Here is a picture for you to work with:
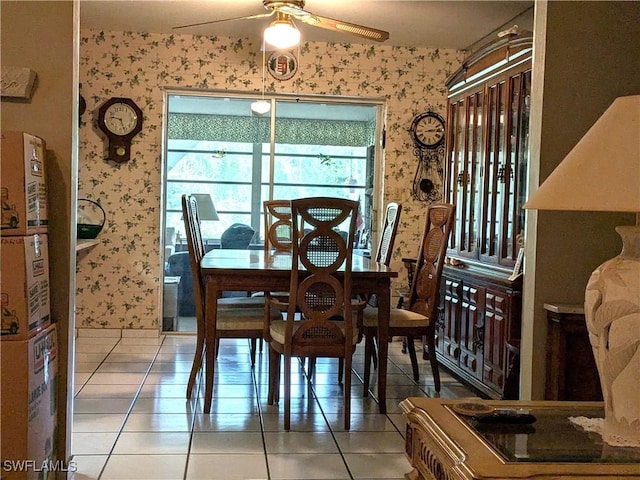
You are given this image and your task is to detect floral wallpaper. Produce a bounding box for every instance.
[77,29,464,329]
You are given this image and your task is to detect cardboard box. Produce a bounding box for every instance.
[1,131,48,236]
[1,323,58,480]
[1,235,50,341]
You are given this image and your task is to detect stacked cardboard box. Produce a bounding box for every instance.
[1,131,57,478]
[1,324,58,479]
[1,132,48,237]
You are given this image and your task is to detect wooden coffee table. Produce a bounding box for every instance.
[400,398,640,479]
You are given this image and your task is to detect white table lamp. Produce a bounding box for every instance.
[525,95,640,446]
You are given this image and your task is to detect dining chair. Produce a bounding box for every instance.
[309,201,402,381]
[181,194,279,399]
[261,200,294,304]
[360,202,454,395]
[354,202,402,367]
[263,200,293,253]
[265,197,360,430]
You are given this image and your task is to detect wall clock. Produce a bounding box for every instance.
[410,111,445,148]
[409,109,446,201]
[97,97,143,163]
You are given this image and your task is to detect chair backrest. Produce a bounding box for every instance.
[181,194,205,321]
[287,197,359,352]
[374,202,402,267]
[263,200,293,253]
[220,223,255,249]
[407,203,455,319]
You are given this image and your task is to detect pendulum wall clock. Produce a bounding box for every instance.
[409,109,446,201]
[97,97,143,163]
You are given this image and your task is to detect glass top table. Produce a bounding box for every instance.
[455,404,640,464]
[400,398,640,479]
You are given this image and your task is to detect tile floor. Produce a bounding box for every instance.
[70,332,479,479]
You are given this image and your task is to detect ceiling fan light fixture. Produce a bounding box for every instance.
[264,13,300,49]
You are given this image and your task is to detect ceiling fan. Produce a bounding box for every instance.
[173,0,390,44]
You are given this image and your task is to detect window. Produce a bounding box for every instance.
[164,93,382,245]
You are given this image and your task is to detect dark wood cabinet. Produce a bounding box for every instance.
[544,303,603,401]
[437,265,521,398]
[437,32,532,399]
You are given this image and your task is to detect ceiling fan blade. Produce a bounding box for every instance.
[173,11,274,30]
[294,11,389,42]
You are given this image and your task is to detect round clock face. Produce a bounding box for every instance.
[103,103,139,136]
[411,112,445,148]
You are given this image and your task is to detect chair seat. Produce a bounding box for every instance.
[362,305,430,328]
[218,296,265,308]
[218,305,280,330]
[269,317,359,345]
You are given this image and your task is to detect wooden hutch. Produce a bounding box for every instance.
[437,32,533,399]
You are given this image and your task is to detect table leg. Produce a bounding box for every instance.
[204,282,218,414]
[376,281,389,414]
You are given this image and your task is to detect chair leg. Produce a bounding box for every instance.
[425,332,441,392]
[344,354,352,430]
[284,354,292,431]
[215,337,221,358]
[363,332,374,397]
[406,336,420,382]
[268,347,280,405]
[186,329,204,399]
[338,358,344,384]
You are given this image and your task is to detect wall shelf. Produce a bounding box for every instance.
[76,239,99,252]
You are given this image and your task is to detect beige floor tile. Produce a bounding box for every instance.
[267,453,350,480]
[73,413,127,433]
[100,454,187,479]
[110,344,161,354]
[343,453,412,479]
[264,431,339,454]
[333,432,405,453]
[144,371,192,384]
[185,453,268,479]
[192,413,262,432]
[72,432,119,455]
[131,397,198,414]
[191,431,264,453]
[74,398,133,414]
[137,383,190,398]
[75,383,140,399]
[122,413,194,432]
[103,352,157,363]
[112,432,191,455]
[85,372,147,385]
[96,362,152,373]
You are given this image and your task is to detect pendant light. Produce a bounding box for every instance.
[251,45,271,116]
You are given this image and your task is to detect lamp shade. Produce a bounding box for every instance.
[524,95,640,212]
[191,193,219,221]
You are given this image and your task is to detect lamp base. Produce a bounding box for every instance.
[585,225,640,447]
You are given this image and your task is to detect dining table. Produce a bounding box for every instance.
[200,248,398,414]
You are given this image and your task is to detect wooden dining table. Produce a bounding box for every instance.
[200,248,397,414]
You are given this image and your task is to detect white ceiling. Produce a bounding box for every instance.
[80,0,534,50]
